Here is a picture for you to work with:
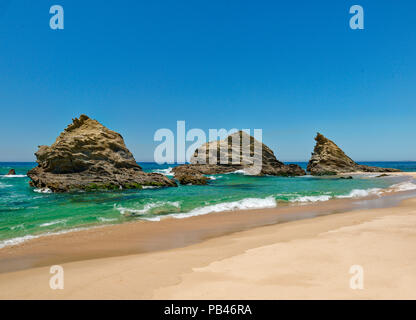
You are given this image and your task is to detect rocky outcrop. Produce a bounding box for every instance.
[27,115,177,192]
[175,173,209,185]
[173,131,306,179]
[6,169,16,176]
[307,133,401,175]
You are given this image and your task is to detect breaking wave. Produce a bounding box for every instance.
[389,181,416,192]
[0,226,104,249]
[34,188,52,194]
[169,196,277,219]
[153,167,174,176]
[116,201,181,216]
[39,220,67,227]
[336,188,383,199]
[1,175,27,178]
[290,195,332,203]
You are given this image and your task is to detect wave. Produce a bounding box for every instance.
[290,187,385,203]
[336,188,383,199]
[0,235,38,249]
[10,224,25,231]
[115,201,181,216]
[1,175,27,178]
[97,217,118,222]
[226,169,248,175]
[153,167,174,176]
[0,182,12,189]
[0,225,105,249]
[290,195,332,203]
[169,196,277,219]
[39,220,66,227]
[34,188,52,194]
[389,181,416,192]
[140,216,163,222]
[207,175,222,180]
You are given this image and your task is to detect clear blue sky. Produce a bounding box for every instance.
[0,0,415,162]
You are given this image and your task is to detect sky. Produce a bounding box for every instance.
[0,0,415,162]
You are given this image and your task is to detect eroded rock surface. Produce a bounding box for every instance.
[307,133,401,175]
[27,115,176,192]
[173,131,305,181]
[6,169,16,176]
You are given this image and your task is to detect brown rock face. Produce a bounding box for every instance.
[307,133,401,175]
[27,115,176,192]
[175,173,209,185]
[173,131,305,179]
[6,169,16,176]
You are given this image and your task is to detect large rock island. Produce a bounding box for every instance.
[173,131,305,184]
[307,133,401,175]
[28,115,177,192]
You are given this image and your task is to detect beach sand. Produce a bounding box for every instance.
[0,189,416,299]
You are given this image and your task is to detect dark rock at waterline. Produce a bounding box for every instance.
[307,133,401,176]
[27,115,177,192]
[339,176,353,180]
[176,173,209,185]
[6,169,16,176]
[174,131,306,178]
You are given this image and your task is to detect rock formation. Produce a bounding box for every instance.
[307,133,401,175]
[27,115,177,192]
[175,172,209,185]
[173,131,305,182]
[6,169,16,176]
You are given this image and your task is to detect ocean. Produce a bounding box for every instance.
[1,161,416,248]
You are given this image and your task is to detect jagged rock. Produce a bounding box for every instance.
[6,169,16,176]
[174,131,306,177]
[307,133,401,175]
[27,115,177,192]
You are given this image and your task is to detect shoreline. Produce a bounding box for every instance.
[1,172,413,249]
[0,172,415,274]
[1,194,416,299]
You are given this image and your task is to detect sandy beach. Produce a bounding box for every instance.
[0,174,416,299]
[2,1,416,302]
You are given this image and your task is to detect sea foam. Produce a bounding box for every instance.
[290,195,332,203]
[1,174,27,178]
[152,167,174,176]
[390,181,416,192]
[169,196,277,219]
[34,188,52,194]
[0,226,105,249]
[116,201,181,216]
[0,182,12,189]
[336,188,383,199]
[39,220,66,227]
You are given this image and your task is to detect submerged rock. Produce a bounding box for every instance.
[27,115,177,192]
[376,174,390,178]
[6,169,16,176]
[307,133,401,176]
[173,131,306,179]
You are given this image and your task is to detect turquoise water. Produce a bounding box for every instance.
[0,162,415,247]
